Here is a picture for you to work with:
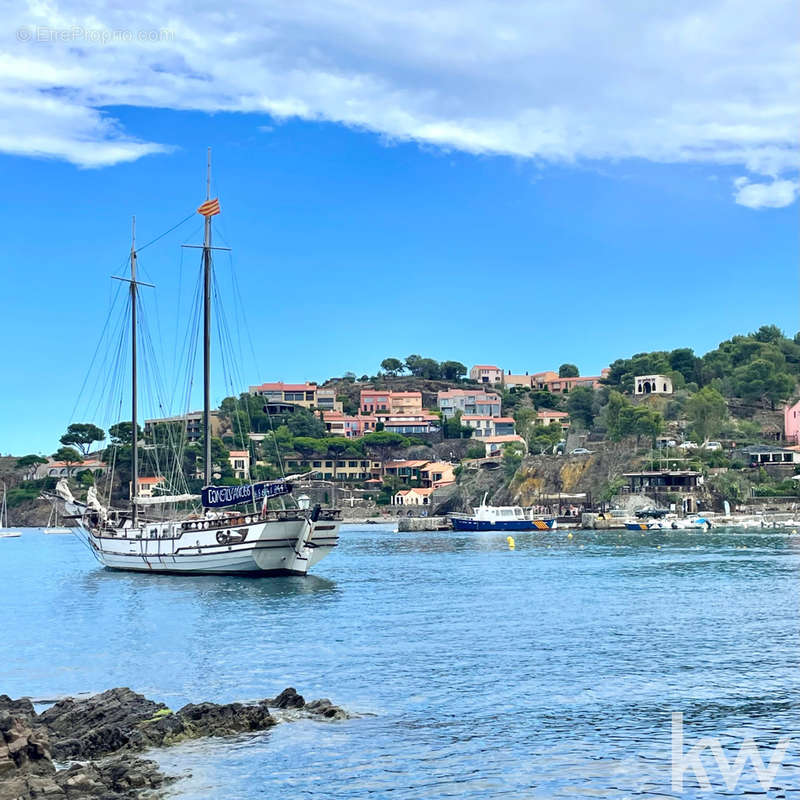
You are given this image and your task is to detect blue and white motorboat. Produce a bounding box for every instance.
[450,497,556,532]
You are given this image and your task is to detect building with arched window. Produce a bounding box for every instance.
[634,375,673,395]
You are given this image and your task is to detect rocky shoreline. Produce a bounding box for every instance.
[0,687,348,799]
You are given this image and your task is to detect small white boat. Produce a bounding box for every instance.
[0,483,23,538]
[43,504,71,534]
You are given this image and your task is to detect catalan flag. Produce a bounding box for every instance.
[197,197,221,217]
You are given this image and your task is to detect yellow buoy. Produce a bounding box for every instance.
[567,532,573,539]
[507,536,515,549]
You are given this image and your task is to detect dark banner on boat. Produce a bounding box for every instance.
[201,481,292,509]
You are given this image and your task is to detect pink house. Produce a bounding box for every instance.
[323,411,377,438]
[360,390,422,415]
[784,399,800,444]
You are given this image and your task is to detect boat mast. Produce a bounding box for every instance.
[130,216,139,527]
[203,148,212,487]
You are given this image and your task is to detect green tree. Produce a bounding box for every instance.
[566,386,595,429]
[602,390,629,441]
[292,437,325,456]
[686,386,728,443]
[285,408,326,438]
[732,359,795,407]
[53,446,83,475]
[502,441,525,478]
[362,431,410,466]
[669,348,698,383]
[513,407,536,440]
[440,361,467,381]
[527,423,563,454]
[558,363,579,378]
[380,358,404,376]
[60,423,105,456]
[15,454,47,480]
[108,421,142,446]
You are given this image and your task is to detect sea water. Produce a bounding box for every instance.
[1,524,798,798]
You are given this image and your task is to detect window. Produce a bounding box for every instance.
[313,461,322,467]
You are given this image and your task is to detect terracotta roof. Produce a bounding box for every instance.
[229,450,249,457]
[137,476,164,484]
[537,410,569,418]
[396,487,435,496]
[437,389,501,399]
[483,435,525,443]
[385,460,430,468]
[472,365,501,370]
[250,382,317,392]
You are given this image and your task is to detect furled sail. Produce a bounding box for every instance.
[132,494,200,506]
[86,486,108,523]
[55,478,75,504]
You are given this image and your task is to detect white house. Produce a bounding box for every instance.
[634,375,673,395]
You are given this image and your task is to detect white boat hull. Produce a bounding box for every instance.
[72,515,340,575]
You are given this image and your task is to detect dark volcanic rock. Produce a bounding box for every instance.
[39,688,166,760]
[303,698,349,720]
[176,699,275,738]
[268,687,305,709]
[0,687,348,800]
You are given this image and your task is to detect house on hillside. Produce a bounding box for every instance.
[419,462,456,488]
[437,389,502,418]
[228,450,250,480]
[360,390,423,415]
[392,487,436,506]
[502,373,533,389]
[144,410,222,443]
[634,375,674,395]
[784,399,800,444]
[37,458,107,479]
[376,413,440,434]
[461,415,516,437]
[134,476,165,498]
[482,434,526,457]
[735,445,800,467]
[383,460,430,484]
[469,365,503,384]
[248,382,320,409]
[322,411,377,438]
[535,410,570,430]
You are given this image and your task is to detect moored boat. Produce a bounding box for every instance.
[450,497,556,532]
[0,482,23,538]
[51,151,341,576]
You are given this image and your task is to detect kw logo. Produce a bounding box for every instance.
[671,712,792,792]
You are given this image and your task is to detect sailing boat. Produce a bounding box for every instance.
[53,152,341,575]
[43,504,70,535]
[0,482,22,538]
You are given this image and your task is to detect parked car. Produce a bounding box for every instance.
[703,441,722,451]
[678,441,698,450]
[570,447,593,455]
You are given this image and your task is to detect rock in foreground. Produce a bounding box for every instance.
[0,687,349,799]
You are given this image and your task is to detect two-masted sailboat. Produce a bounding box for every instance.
[53,153,341,575]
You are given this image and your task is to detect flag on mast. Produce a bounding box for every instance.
[197,198,221,217]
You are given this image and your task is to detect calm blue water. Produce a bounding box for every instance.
[2,524,799,798]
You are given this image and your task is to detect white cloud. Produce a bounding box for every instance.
[2,0,798,200]
[733,176,799,209]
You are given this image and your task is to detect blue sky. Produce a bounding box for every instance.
[1,1,798,455]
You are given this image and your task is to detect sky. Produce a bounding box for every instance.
[1,0,798,455]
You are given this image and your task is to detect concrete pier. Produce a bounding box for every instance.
[397,516,452,532]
